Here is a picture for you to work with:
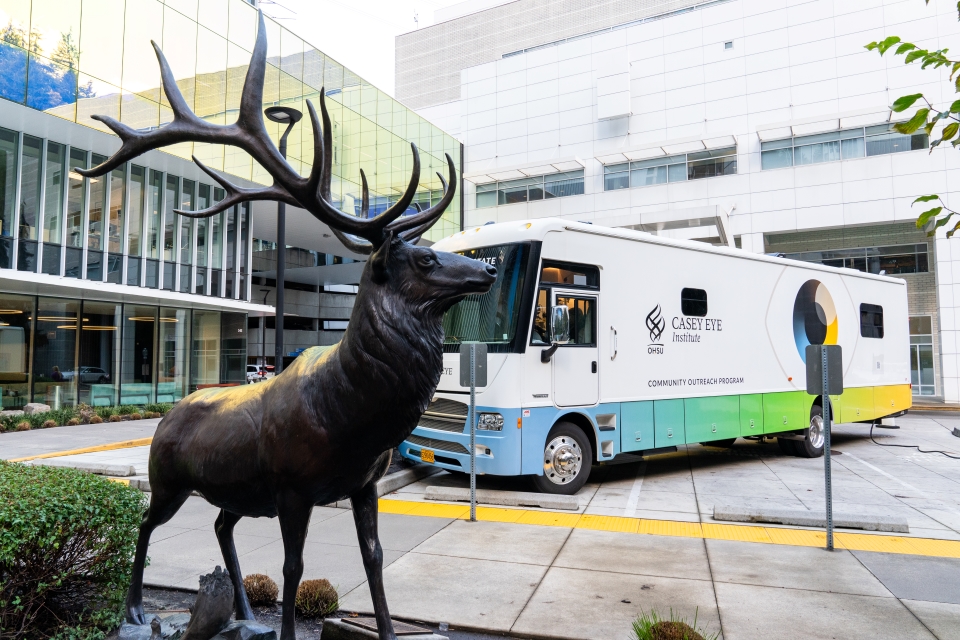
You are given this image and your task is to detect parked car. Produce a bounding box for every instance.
[62,366,111,384]
[246,364,274,383]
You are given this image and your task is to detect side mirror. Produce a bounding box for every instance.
[550,305,570,345]
[541,305,570,363]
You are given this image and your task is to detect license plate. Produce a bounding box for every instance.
[420,448,435,463]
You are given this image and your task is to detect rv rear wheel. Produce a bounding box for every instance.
[794,405,825,458]
[532,422,592,495]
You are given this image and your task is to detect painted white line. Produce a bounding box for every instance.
[623,461,647,518]
[842,452,960,519]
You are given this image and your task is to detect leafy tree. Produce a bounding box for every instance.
[867,1,960,236]
[51,29,79,71]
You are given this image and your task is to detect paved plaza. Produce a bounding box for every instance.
[4,412,960,639]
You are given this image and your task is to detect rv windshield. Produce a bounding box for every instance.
[442,243,532,352]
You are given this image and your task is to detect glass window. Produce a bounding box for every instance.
[128,166,145,257]
[866,124,929,156]
[41,141,65,275]
[631,164,668,187]
[66,148,85,249]
[555,296,596,346]
[545,170,584,197]
[33,297,79,408]
[0,128,18,243]
[157,308,188,403]
[108,164,125,254]
[784,244,929,275]
[163,174,178,261]
[681,288,708,316]
[0,294,34,408]
[146,169,162,259]
[220,312,246,384]
[604,163,629,190]
[196,184,209,267]
[795,141,840,166]
[860,303,884,339]
[761,138,793,170]
[531,288,548,345]
[687,147,737,180]
[0,33,28,104]
[78,301,120,406]
[498,177,535,205]
[540,261,599,288]
[121,305,157,405]
[441,243,532,352]
[190,309,220,391]
[19,135,42,242]
[840,129,865,159]
[180,179,195,265]
[87,153,106,255]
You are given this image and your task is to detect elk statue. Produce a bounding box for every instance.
[76,12,496,640]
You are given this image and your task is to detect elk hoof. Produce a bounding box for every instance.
[125,601,146,625]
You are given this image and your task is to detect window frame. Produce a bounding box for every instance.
[860,303,884,339]
[476,170,585,208]
[761,124,930,171]
[602,147,737,192]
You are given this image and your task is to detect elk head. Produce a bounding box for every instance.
[75,10,475,290]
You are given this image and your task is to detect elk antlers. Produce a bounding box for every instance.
[77,11,455,251]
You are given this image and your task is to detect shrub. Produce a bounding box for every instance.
[294,579,338,618]
[14,421,30,432]
[129,413,142,421]
[631,609,717,640]
[94,406,116,420]
[116,405,136,416]
[243,574,278,607]
[108,415,122,423]
[143,403,173,416]
[41,420,57,429]
[0,461,147,639]
[89,415,103,424]
[65,418,80,426]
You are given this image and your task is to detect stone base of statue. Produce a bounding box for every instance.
[321,617,447,640]
[118,568,275,640]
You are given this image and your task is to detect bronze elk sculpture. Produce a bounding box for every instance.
[77,12,496,640]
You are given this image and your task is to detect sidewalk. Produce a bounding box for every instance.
[5,414,960,638]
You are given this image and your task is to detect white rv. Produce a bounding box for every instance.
[400,219,912,494]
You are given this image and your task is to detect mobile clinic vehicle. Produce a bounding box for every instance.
[399,218,912,494]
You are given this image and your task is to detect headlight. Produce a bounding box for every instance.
[477,412,504,431]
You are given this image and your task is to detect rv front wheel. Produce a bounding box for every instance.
[532,422,592,495]
[794,405,825,458]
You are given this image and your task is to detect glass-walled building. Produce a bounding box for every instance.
[0,0,463,406]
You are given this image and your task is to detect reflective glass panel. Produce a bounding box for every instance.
[128,166,145,256]
[164,175,178,261]
[0,128,17,240]
[66,148,85,248]
[180,179,194,265]
[190,310,220,391]
[19,135,41,241]
[78,301,120,407]
[108,165,124,253]
[0,293,33,407]
[87,153,106,252]
[120,305,156,405]
[157,308,188,403]
[33,297,79,408]
[146,169,162,259]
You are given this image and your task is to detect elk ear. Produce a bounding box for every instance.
[371,230,394,283]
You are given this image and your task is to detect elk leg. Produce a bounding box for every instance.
[214,509,255,620]
[351,481,397,640]
[126,488,191,624]
[277,496,312,640]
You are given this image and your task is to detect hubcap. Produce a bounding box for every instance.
[543,436,582,485]
[808,414,825,449]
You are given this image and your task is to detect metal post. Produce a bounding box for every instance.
[822,347,834,551]
[469,343,477,522]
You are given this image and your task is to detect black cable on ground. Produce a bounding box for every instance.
[870,422,960,459]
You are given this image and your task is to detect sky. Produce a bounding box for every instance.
[261,0,466,98]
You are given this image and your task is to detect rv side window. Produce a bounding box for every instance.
[556,296,597,346]
[860,303,884,338]
[531,289,549,345]
[540,261,599,289]
[681,288,708,316]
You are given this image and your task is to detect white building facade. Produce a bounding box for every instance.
[402,0,960,404]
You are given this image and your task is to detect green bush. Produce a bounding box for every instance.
[143,403,172,416]
[294,579,339,618]
[94,406,117,420]
[0,461,147,639]
[631,609,717,640]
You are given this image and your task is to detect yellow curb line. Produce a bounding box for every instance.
[379,497,960,559]
[8,438,153,463]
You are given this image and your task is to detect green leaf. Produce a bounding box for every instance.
[865,41,879,51]
[951,100,960,113]
[895,108,930,134]
[895,42,917,55]
[943,122,959,140]
[877,36,902,54]
[916,207,942,227]
[913,195,941,204]
[944,219,960,238]
[891,93,924,112]
[905,49,928,64]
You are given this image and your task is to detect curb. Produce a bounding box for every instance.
[123,464,443,506]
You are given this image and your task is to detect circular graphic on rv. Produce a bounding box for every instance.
[793,280,838,362]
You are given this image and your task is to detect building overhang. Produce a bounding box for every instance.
[595,135,737,165]
[463,156,585,183]
[0,269,276,317]
[755,107,894,141]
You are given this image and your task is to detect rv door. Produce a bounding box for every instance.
[552,290,599,406]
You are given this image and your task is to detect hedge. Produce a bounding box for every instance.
[0,403,173,433]
[0,462,147,639]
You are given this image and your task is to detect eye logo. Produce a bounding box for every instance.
[646,305,665,343]
[793,280,838,362]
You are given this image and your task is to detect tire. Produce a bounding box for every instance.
[531,422,592,495]
[777,438,798,455]
[794,405,825,458]
[702,438,737,448]
[97,376,107,383]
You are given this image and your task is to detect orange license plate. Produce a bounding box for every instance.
[420,448,435,463]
